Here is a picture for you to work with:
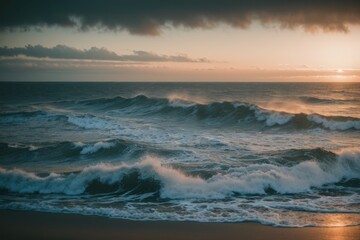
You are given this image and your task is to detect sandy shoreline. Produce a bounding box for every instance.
[0,210,359,240]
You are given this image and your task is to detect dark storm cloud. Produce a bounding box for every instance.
[0,0,360,35]
[0,45,208,62]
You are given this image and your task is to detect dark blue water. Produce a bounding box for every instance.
[0,82,359,227]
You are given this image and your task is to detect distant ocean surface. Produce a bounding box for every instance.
[0,82,359,227]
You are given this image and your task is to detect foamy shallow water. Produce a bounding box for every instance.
[0,82,359,227]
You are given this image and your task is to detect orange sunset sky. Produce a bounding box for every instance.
[0,0,359,82]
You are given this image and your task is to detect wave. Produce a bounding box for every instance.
[1,148,359,198]
[306,115,360,131]
[299,96,350,104]
[0,110,66,124]
[73,141,116,155]
[67,114,118,130]
[2,96,358,131]
[0,140,126,162]
[1,141,106,156]
[268,147,337,166]
[63,95,360,131]
[0,139,185,164]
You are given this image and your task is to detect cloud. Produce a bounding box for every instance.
[0,44,208,62]
[0,0,359,35]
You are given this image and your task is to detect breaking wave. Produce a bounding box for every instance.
[0,139,183,164]
[1,96,359,131]
[1,149,359,198]
[63,95,360,131]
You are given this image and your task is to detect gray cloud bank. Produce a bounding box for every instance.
[0,45,207,62]
[0,0,360,34]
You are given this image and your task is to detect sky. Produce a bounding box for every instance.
[0,0,359,82]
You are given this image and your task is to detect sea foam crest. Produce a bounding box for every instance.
[0,149,359,198]
[74,141,116,154]
[65,95,360,131]
[67,115,119,130]
[307,115,360,131]
[250,106,294,126]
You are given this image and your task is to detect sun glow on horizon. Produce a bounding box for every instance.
[1,3,360,82]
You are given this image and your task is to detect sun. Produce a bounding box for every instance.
[337,69,343,73]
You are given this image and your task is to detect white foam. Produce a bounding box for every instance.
[168,99,196,108]
[76,141,116,154]
[67,115,119,130]
[7,143,40,151]
[73,142,85,148]
[252,106,294,126]
[1,149,359,198]
[1,151,359,227]
[3,195,359,227]
[307,115,360,130]
[7,143,28,149]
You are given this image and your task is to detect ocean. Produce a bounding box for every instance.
[0,82,359,227]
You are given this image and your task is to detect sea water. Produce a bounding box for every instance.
[0,82,359,227]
